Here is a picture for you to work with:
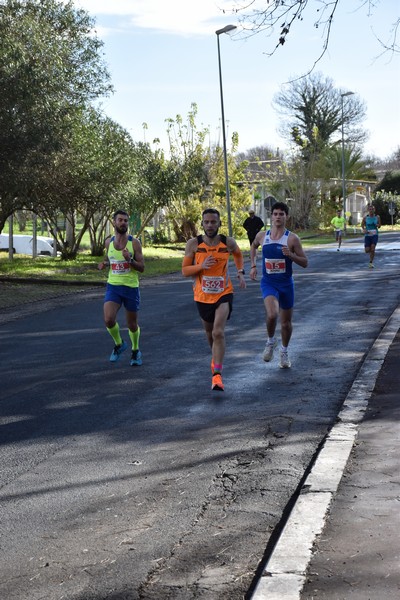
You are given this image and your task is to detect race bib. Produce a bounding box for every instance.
[111,260,130,274]
[367,229,377,235]
[265,258,286,274]
[202,275,225,294]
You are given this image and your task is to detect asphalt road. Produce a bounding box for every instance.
[1,233,399,600]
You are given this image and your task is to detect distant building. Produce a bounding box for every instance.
[346,192,369,225]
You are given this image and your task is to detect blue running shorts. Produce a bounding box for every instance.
[104,284,140,312]
[260,279,294,310]
[364,234,378,248]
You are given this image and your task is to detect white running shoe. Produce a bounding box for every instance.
[262,339,277,362]
[279,350,291,369]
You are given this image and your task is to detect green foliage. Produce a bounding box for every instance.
[368,171,400,226]
[128,141,179,234]
[208,145,253,237]
[30,108,137,259]
[164,103,212,241]
[373,191,400,225]
[318,145,376,183]
[273,72,366,162]
[0,0,112,231]
[375,170,400,195]
[0,245,186,280]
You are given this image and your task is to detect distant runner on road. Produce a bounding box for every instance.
[361,204,381,269]
[182,208,246,391]
[98,210,145,365]
[330,209,346,251]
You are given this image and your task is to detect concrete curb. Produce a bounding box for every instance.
[250,305,400,600]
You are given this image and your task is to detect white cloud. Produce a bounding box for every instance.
[74,0,238,36]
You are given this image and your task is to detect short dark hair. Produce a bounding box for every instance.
[113,209,129,220]
[202,208,220,219]
[271,201,289,215]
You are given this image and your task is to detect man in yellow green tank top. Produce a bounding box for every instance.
[330,209,346,251]
[98,210,145,365]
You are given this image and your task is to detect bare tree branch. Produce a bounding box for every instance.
[229,0,400,64]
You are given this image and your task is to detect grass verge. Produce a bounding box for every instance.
[3,228,395,283]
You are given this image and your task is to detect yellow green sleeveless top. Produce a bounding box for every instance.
[107,236,139,288]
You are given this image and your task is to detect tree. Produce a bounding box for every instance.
[231,1,400,64]
[375,170,400,196]
[376,147,400,172]
[313,145,377,225]
[164,104,212,241]
[318,145,376,183]
[273,72,367,161]
[35,109,138,259]
[373,188,400,225]
[0,0,112,233]
[127,141,179,238]
[209,134,253,237]
[234,145,284,223]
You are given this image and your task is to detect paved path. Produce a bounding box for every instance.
[250,306,400,599]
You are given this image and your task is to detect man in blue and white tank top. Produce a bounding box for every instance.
[250,202,308,368]
[361,204,381,269]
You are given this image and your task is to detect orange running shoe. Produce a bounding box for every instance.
[211,373,224,391]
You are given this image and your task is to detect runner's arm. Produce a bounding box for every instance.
[129,238,145,273]
[182,239,214,276]
[361,216,366,232]
[282,234,308,268]
[182,255,204,276]
[228,241,246,288]
[98,239,111,270]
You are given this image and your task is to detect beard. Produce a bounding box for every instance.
[203,227,219,238]
[115,225,128,235]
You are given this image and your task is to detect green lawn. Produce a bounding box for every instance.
[0,245,187,282]
[1,228,397,282]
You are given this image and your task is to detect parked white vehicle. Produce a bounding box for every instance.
[0,233,56,256]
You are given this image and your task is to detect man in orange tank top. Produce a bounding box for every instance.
[182,208,246,391]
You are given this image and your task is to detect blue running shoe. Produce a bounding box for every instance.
[130,349,142,366]
[109,340,128,362]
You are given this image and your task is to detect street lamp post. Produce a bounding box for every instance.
[340,91,354,232]
[216,24,236,237]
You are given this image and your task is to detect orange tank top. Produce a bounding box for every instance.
[193,235,234,303]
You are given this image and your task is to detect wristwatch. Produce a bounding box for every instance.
[129,257,135,265]
[237,269,245,275]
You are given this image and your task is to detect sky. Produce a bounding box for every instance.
[74,0,400,160]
